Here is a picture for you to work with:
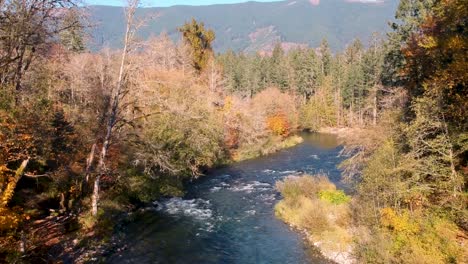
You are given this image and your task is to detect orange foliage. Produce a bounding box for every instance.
[224,127,240,149]
[267,112,291,137]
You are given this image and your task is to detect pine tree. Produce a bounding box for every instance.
[178,18,215,73]
[318,38,332,77]
[50,110,76,161]
[59,9,85,53]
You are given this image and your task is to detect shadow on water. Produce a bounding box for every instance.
[106,133,343,264]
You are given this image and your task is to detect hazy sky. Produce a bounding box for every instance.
[85,0,285,7]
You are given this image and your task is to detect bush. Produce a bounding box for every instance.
[276,175,335,201]
[0,207,22,232]
[381,209,464,263]
[319,189,351,205]
[267,112,291,137]
[355,208,466,264]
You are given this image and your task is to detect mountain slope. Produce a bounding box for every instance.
[88,0,398,52]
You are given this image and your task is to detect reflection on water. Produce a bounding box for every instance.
[106,133,342,264]
[301,132,341,150]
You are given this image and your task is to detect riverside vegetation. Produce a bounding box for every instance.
[275,175,353,263]
[0,0,467,263]
[274,0,468,263]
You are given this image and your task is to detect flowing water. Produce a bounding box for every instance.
[107,133,344,264]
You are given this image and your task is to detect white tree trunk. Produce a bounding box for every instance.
[91,0,138,217]
[373,92,377,126]
[92,175,100,216]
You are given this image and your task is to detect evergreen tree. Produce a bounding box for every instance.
[318,38,332,77]
[50,110,76,161]
[59,9,85,52]
[269,43,289,91]
[382,0,435,87]
[178,18,215,72]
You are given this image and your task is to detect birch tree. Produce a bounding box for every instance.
[90,0,142,216]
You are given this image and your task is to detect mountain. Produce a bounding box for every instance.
[87,0,399,53]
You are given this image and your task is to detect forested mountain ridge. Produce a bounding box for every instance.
[88,0,398,52]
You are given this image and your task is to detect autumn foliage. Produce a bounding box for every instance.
[267,112,290,137]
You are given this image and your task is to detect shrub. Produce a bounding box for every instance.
[267,112,291,137]
[0,207,22,232]
[319,189,351,205]
[276,175,335,201]
[380,209,464,263]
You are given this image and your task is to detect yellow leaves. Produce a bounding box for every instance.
[418,36,437,49]
[1,181,17,208]
[378,208,466,263]
[0,207,22,232]
[69,185,77,195]
[275,175,353,255]
[380,208,419,234]
[0,165,8,174]
[223,96,233,112]
[446,35,464,50]
[1,159,29,208]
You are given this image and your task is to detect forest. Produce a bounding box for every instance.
[0,0,466,263]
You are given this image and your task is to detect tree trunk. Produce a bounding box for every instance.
[83,143,96,187]
[59,192,66,212]
[91,1,137,216]
[373,91,377,126]
[1,159,29,207]
[91,174,100,216]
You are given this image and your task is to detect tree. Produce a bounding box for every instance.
[178,18,215,73]
[287,49,319,100]
[361,34,385,125]
[269,43,289,91]
[403,0,467,127]
[382,0,435,88]
[342,39,365,125]
[59,8,86,53]
[0,0,81,99]
[318,38,332,77]
[90,0,142,217]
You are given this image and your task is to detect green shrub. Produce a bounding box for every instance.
[319,190,350,205]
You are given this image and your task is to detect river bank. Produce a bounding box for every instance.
[1,133,306,263]
[271,127,360,263]
[274,175,355,264]
[89,133,344,263]
[318,127,364,139]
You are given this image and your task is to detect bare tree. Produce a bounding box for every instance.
[90,0,142,216]
[0,0,81,100]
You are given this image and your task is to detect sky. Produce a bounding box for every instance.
[85,0,285,7]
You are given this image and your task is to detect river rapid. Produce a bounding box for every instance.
[107,133,344,264]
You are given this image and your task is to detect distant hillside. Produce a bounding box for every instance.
[87,0,398,53]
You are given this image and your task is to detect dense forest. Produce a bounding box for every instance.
[0,0,466,263]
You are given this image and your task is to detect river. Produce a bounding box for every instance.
[106,133,344,264]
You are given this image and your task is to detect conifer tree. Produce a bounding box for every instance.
[178,18,215,73]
